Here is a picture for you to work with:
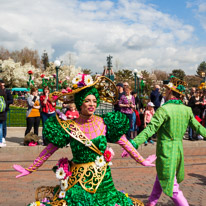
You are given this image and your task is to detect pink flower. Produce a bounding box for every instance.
[53,74,56,78]
[66,76,70,80]
[52,95,58,101]
[58,158,68,167]
[61,89,67,93]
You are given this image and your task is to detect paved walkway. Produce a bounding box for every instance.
[0,127,206,206]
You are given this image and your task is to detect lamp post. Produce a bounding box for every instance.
[133,69,137,93]
[202,72,206,90]
[54,60,61,91]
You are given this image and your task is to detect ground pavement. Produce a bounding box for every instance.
[0,127,206,206]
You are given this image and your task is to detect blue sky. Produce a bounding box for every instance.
[0,0,206,75]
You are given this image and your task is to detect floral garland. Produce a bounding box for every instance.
[52,157,72,199]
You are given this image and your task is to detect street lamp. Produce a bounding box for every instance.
[202,72,206,90]
[133,69,139,97]
[133,69,138,93]
[54,60,61,91]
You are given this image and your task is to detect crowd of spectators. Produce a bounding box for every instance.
[115,81,206,143]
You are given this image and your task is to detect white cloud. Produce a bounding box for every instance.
[0,0,205,75]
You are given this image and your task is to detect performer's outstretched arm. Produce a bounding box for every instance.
[13,143,58,178]
[116,135,156,166]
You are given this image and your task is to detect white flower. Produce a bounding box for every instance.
[56,167,66,180]
[84,75,93,86]
[85,140,92,147]
[59,190,66,198]
[29,203,37,206]
[60,179,68,191]
[167,82,174,88]
[72,74,82,84]
[108,162,113,166]
[95,156,106,169]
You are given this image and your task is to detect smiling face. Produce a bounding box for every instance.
[80,94,97,116]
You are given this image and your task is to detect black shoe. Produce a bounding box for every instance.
[189,138,195,141]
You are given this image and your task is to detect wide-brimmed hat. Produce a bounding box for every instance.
[164,76,187,95]
[49,74,118,104]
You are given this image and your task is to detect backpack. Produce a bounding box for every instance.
[0,96,6,112]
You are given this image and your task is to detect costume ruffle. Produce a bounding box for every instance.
[102,111,130,143]
[43,116,70,148]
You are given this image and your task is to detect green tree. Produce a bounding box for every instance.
[41,50,49,70]
[196,61,206,77]
[169,69,186,80]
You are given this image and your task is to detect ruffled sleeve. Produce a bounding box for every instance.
[43,116,70,148]
[102,111,130,143]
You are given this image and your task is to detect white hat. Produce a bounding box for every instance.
[147,102,155,107]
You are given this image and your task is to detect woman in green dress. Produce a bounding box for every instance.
[13,74,156,206]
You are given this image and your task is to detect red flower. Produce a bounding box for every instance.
[66,87,72,93]
[103,150,112,162]
[28,70,33,75]
[41,74,45,78]
[59,81,62,84]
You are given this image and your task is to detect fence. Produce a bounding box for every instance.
[7,105,114,127]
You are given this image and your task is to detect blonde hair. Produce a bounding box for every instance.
[68,103,77,110]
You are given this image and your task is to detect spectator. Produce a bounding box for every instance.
[40,86,56,145]
[25,88,41,140]
[62,102,68,114]
[65,103,79,120]
[119,85,135,140]
[0,80,13,144]
[114,83,125,112]
[144,102,155,145]
[188,89,203,140]
[123,82,129,91]
[0,85,7,147]
[150,85,162,111]
[185,87,196,105]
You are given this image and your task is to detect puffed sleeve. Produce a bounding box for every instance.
[43,116,70,148]
[102,111,130,143]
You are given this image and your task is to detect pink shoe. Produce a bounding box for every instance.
[28,142,38,146]
[0,143,6,147]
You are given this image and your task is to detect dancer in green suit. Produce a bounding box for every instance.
[133,76,206,206]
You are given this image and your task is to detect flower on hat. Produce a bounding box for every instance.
[84,75,93,86]
[72,74,82,85]
[167,82,174,88]
[177,85,185,92]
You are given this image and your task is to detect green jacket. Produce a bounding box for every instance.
[133,102,206,197]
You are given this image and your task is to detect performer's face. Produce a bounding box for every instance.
[80,95,97,116]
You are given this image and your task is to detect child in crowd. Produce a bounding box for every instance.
[144,102,155,145]
[65,103,79,119]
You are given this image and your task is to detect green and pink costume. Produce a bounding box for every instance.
[133,100,206,206]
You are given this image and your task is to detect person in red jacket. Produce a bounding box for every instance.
[65,103,79,120]
[40,86,56,145]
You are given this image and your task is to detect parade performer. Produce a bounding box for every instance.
[13,74,156,206]
[132,76,206,206]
